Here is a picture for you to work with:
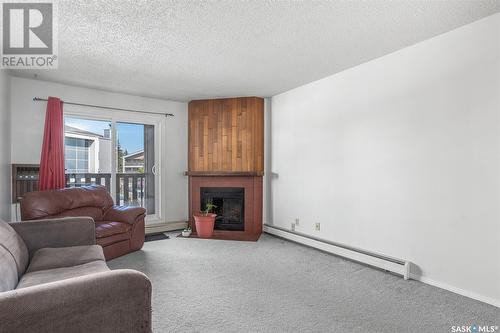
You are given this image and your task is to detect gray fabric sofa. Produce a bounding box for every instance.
[0,217,152,333]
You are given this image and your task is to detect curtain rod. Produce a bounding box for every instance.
[33,97,174,117]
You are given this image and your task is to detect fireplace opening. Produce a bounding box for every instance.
[200,187,244,231]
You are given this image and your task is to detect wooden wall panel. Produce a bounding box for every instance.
[188,97,264,173]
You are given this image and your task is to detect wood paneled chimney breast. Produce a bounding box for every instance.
[187,97,264,241]
[188,97,264,173]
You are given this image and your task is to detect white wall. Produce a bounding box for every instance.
[263,97,273,225]
[10,77,188,225]
[0,72,11,221]
[271,14,499,306]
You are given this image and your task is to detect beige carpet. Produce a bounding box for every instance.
[108,233,499,333]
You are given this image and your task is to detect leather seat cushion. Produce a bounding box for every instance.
[27,245,105,273]
[16,260,110,289]
[95,221,131,238]
[97,232,130,247]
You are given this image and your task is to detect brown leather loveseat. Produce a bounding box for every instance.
[20,185,146,260]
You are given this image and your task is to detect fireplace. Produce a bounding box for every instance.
[188,175,262,241]
[201,187,245,231]
[187,97,264,241]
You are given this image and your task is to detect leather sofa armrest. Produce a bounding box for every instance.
[104,205,146,224]
[0,269,152,333]
[10,217,96,257]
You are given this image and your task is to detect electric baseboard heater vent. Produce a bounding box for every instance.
[263,224,411,280]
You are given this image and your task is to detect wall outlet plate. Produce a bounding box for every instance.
[295,218,300,226]
[315,223,320,231]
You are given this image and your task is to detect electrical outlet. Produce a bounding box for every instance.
[291,223,296,231]
[295,218,300,226]
[314,223,321,231]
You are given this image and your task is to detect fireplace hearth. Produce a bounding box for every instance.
[201,187,244,231]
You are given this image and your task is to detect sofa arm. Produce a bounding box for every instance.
[104,205,146,224]
[0,269,152,333]
[10,217,96,257]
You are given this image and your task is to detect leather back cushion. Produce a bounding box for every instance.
[20,185,114,222]
[0,220,29,290]
[48,207,106,223]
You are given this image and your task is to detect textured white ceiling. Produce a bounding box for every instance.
[10,0,500,102]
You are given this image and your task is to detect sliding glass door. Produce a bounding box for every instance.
[63,115,160,220]
[115,122,155,214]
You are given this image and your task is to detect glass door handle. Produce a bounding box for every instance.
[152,164,157,176]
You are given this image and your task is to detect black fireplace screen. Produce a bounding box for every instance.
[200,187,244,231]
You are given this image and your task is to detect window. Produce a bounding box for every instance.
[64,116,112,189]
[63,115,158,218]
[64,137,91,173]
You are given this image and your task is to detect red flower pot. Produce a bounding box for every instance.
[193,213,217,238]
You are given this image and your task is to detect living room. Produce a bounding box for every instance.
[0,1,499,332]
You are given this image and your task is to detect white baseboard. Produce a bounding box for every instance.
[263,224,411,280]
[145,220,187,234]
[409,273,500,308]
[263,224,499,308]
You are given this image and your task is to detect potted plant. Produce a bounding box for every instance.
[193,200,217,238]
[181,226,192,237]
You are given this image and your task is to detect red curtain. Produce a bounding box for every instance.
[39,97,65,191]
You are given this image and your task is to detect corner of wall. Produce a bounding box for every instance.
[0,71,12,221]
[263,97,273,225]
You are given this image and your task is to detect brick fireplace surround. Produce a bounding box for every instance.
[187,97,264,241]
[188,174,263,241]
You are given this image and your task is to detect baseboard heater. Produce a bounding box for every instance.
[263,224,411,280]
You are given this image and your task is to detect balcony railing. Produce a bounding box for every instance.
[65,173,146,208]
[65,173,111,190]
[116,173,146,207]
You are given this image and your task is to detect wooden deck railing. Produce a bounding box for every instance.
[65,173,146,207]
[14,166,148,210]
[116,173,146,207]
[65,173,111,190]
